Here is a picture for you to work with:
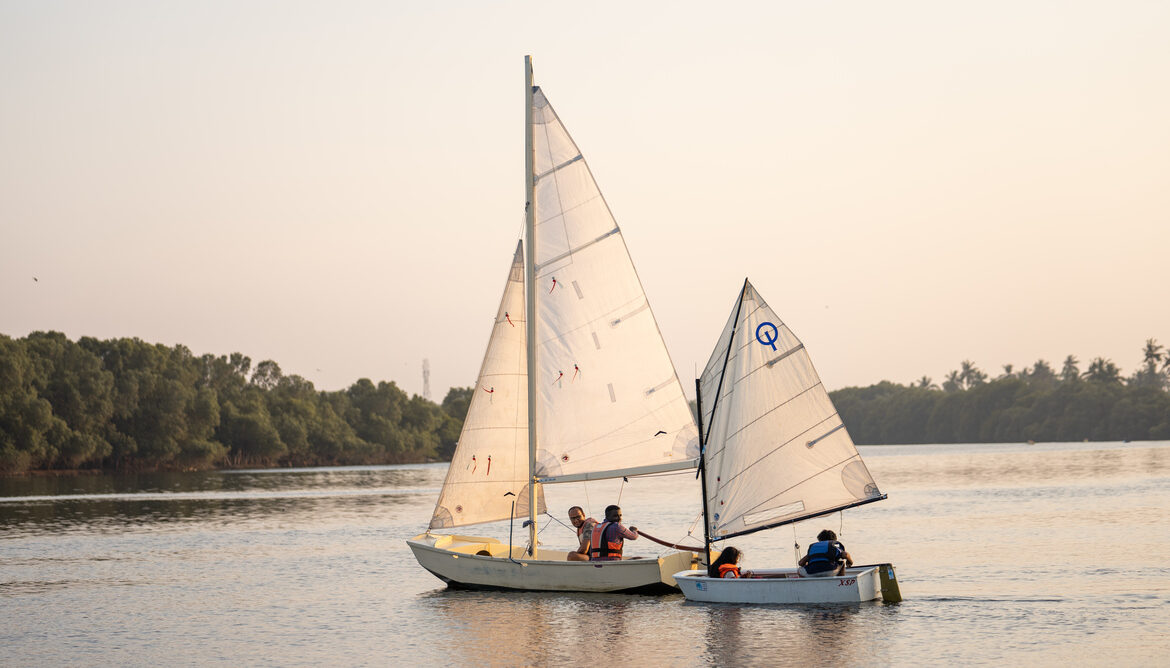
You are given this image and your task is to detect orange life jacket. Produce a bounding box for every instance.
[717,563,741,578]
[588,521,624,561]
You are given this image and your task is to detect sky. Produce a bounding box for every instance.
[2,1,1168,401]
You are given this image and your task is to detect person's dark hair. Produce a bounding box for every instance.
[568,506,584,517]
[817,529,837,541]
[707,546,742,577]
[604,505,621,521]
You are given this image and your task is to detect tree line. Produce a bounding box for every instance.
[5,331,1169,474]
[830,340,1170,444]
[0,331,474,474]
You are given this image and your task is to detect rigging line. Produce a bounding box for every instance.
[637,530,706,553]
[792,524,801,565]
[546,513,575,534]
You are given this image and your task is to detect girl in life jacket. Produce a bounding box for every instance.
[707,546,752,578]
[798,529,854,576]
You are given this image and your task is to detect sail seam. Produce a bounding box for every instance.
[708,407,839,486]
[732,452,865,518]
[706,382,828,461]
[535,294,647,346]
[539,417,693,474]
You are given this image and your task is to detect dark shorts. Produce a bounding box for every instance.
[801,563,841,576]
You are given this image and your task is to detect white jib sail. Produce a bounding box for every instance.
[528,87,699,481]
[700,280,882,540]
[430,242,546,529]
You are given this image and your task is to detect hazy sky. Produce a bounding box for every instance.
[2,1,1168,400]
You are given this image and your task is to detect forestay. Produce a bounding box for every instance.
[699,280,883,541]
[430,243,544,529]
[528,88,698,480]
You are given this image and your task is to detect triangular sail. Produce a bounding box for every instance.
[528,87,699,480]
[429,242,546,529]
[700,280,883,542]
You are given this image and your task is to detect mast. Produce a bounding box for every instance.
[696,378,711,571]
[523,55,539,558]
[699,279,749,557]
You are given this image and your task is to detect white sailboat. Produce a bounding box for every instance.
[674,280,902,604]
[407,57,704,593]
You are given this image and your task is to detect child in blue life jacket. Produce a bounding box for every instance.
[798,529,853,576]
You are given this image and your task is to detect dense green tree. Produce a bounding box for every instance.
[24,332,115,467]
[6,331,1169,472]
[437,387,473,460]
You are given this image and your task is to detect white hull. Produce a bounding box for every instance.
[674,565,898,604]
[409,533,703,594]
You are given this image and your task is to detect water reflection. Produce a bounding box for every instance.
[0,464,441,498]
[1,444,1167,666]
[0,465,451,538]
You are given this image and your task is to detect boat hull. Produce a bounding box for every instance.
[408,533,702,594]
[673,565,896,604]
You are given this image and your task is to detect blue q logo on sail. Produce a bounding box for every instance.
[756,322,779,351]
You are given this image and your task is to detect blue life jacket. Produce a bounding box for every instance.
[805,540,845,573]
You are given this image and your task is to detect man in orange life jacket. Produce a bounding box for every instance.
[565,506,597,561]
[588,505,639,561]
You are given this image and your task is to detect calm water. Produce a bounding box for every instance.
[2,442,1168,667]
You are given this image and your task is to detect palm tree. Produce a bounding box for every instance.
[1061,355,1080,382]
[959,360,986,388]
[943,370,961,393]
[1142,338,1164,375]
[915,376,938,390]
[1083,357,1121,384]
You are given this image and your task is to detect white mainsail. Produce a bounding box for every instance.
[430,243,544,529]
[528,88,699,481]
[699,280,883,541]
[427,86,698,528]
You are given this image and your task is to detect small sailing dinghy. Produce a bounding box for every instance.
[407,57,704,593]
[674,280,902,604]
